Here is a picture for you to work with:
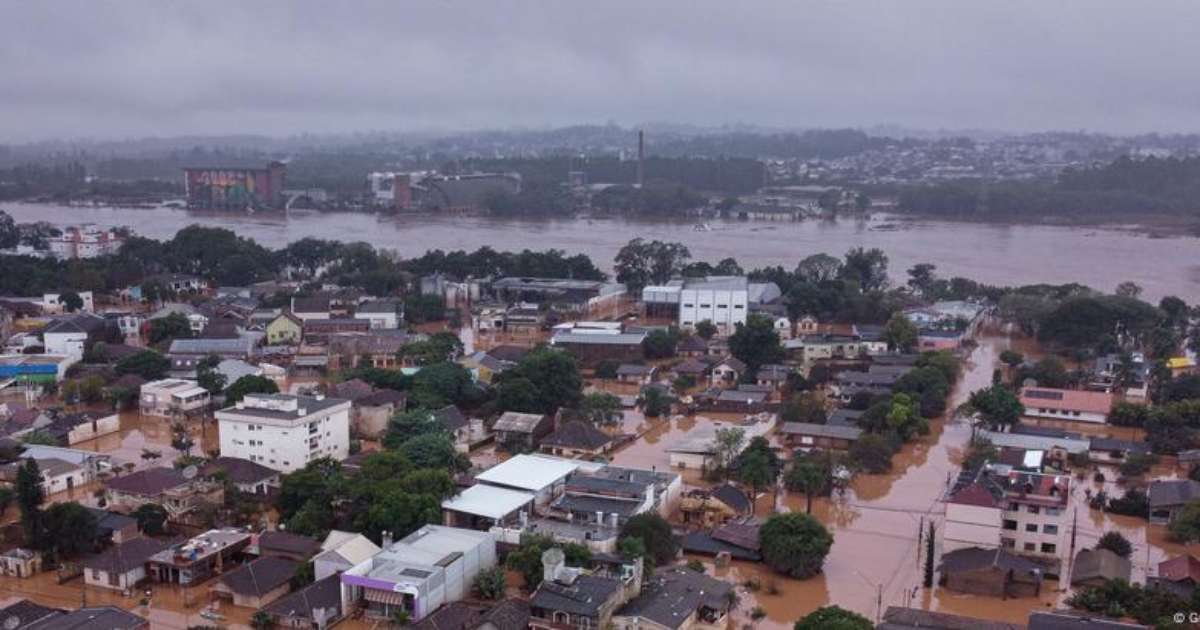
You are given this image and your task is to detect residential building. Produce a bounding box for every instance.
[433,405,490,453]
[350,389,408,440]
[304,318,371,342]
[616,364,657,385]
[88,507,139,544]
[472,454,580,507]
[678,484,752,528]
[42,312,106,357]
[938,547,1044,597]
[266,312,304,345]
[492,277,626,317]
[212,556,298,608]
[0,548,41,579]
[878,607,1023,630]
[15,605,149,630]
[84,537,170,591]
[314,531,381,581]
[1071,548,1131,588]
[666,415,774,470]
[540,420,616,459]
[168,337,254,375]
[1147,555,1200,599]
[1149,479,1200,524]
[357,299,403,329]
[48,226,124,259]
[216,393,352,473]
[777,422,862,450]
[105,467,224,517]
[944,464,1070,568]
[680,518,762,562]
[0,354,76,385]
[529,548,642,630]
[257,531,321,562]
[709,356,745,386]
[409,600,531,630]
[0,456,90,495]
[1027,611,1149,629]
[442,484,536,531]
[148,528,253,585]
[0,600,59,628]
[492,412,553,452]
[550,330,647,367]
[264,574,344,629]
[340,525,497,622]
[139,378,211,418]
[1019,387,1114,425]
[612,566,732,630]
[42,291,96,314]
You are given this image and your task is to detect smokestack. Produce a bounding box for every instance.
[637,130,645,188]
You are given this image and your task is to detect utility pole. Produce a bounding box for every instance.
[876,583,882,625]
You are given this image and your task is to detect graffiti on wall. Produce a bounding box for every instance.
[187,169,264,208]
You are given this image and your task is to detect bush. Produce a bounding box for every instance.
[794,606,873,630]
[473,565,507,600]
[1096,531,1133,558]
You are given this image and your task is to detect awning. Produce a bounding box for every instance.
[364,589,407,606]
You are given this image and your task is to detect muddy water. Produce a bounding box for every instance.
[677,329,1200,627]
[6,202,1199,301]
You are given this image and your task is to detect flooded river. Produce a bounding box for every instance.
[5,203,1199,301]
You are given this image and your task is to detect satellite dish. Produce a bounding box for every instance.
[5,615,21,630]
[182,465,198,480]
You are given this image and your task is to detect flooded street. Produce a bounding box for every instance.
[6,203,1200,301]
[670,328,1200,626]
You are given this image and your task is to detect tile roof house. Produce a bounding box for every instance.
[201,456,281,496]
[939,547,1044,598]
[1071,548,1131,587]
[212,556,298,608]
[1019,387,1115,424]
[105,466,223,517]
[878,606,1024,630]
[84,536,171,591]
[1149,479,1200,524]
[1148,555,1200,599]
[1027,611,1149,629]
[540,420,616,458]
[493,412,553,452]
[258,531,321,562]
[264,574,344,629]
[613,566,733,630]
[313,530,381,581]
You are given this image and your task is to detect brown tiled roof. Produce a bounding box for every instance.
[201,457,278,485]
[541,420,613,451]
[85,537,171,574]
[219,556,297,597]
[259,531,320,558]
[105,467,187,496]
[1157,555,1200,583]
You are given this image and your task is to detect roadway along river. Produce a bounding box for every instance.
[5,202,1199,302]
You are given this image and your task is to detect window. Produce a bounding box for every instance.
[717,304,727,308]
[1046,507,1062,517]
[1027,505,1040,514]
[1041,543,1056,554]
[1044,524,1058,535]
[1002,520,1018,531]
[1025,523,1038,532]
[1023,542,1036,552]
[700,304,711,309]
[734,304,744,309]
[1008,502,1019,511]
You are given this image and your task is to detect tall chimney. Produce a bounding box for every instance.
[637,130,645,188]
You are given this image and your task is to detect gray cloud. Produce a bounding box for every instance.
[3,1,1200,140]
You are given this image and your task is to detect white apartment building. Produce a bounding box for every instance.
[48,226,124,260]
[216,393,351,473]
[944,464,1070,567]
[43,291,95,314]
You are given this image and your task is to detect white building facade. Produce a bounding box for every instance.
[216,393,351,473]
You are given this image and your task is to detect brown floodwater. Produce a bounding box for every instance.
[6,202,1199,301]
[674,329,1200,627]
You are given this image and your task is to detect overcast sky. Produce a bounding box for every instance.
[4,1,1200,141]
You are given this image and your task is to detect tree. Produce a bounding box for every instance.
[840,247,889,292]
[225,375,279,403]
[147,312,193,344]
[711,427,746,478]
[614,238,691,292]
[132,503,169,535]
[0,210,17,249]
[728,313,784,374]
[848,433,895,474]
[1115,281,1143,299]
[196,354,227,396]
[42,502,98,558]
[924,521,936,588]
[737,450,776,502]
[999,350,1024,369]
[694,321,718,340]
[250,610,275,630]
[16,459,44,548]
[1109,401,1149,427]
[781,392,827,425]
[115,350,170,380]
[400,434,466,472]
[497,347,582,414]
[759,512,833,579]
[882,312,918,353]
[473,565,507,600]
[794,253,842,284]
[1169,501,1200,543]
[1118,452,1156,479]
[495,377,541,415]
[642,329,679,359]
[409,361,473,408]
[786,458,825,514]
[906,263,938,297]
[794,606,872,630]
[961,385,1023,431]
[506,535,591,591]
[641,387,672,418]
[1096,531,1133,558]
[594,360,620,380]
[580,392,622,426]
[618,513,678,566]
[60,291,84,313]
